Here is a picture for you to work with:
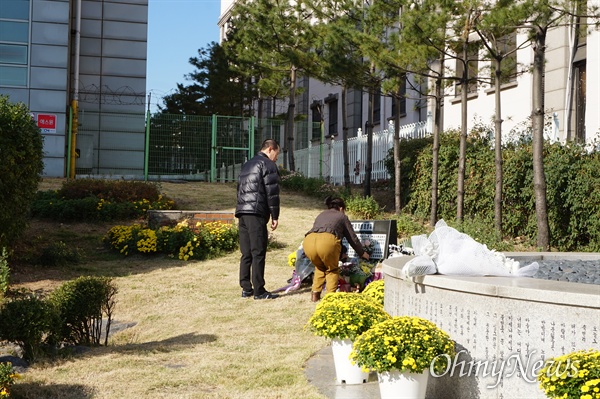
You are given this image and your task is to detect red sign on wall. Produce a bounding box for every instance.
[37,114,57,133]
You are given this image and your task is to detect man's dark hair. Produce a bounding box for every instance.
[261,139,280,151]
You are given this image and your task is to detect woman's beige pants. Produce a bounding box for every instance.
[303,232,341,294]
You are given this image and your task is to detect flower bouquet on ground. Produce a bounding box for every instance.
[537,349,600,399]
[362,239,375,256]
[340,259,374,292]
[306,292,390,341]
[350,316,455,374]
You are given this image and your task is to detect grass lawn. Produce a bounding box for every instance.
[8,179,334,399]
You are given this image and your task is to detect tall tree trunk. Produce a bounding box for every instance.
[430,57,444,227]
[257,96,263,149]
[564,13,580,141]
[287,66,297,171]
[532,26,550,250]
[457,44,468,223]
[393,89,401,215]
[494,57,503,234]
[364,84,375,198]
[342,86,351,192]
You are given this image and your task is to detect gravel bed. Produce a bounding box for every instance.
[522,259,600,285]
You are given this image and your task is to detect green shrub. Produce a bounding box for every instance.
[279,170,338,198]
[391,214,429,241]
[0,248,9,299]
[279,170,306,191]
[0,293,59,361]
[404,128,600,251]
[384,136,434,208]
[31,187,174,222]
[0,96,44,250]
[344,195,383,220]
[446,217,516,252]
[58,178,163,202]
[39,241,82,267]
[49,276,117,346]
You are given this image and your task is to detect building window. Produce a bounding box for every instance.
[373,89,381,126]
[455,43,479,96]
[391,74,407,117]
[325,94,338,136]
[493,32,517,84]
[310,100,322,141]
[0,0,30,87]
[328,100,338,135]
[574,60,586,142]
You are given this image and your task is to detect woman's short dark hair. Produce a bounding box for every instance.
[325,195,345,210]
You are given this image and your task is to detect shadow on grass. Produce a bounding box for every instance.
[12,382,93,399]
[112,332,217,354]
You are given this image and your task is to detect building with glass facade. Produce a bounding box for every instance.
[0,0,148,177]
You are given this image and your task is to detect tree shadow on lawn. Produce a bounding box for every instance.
[10,254,189,288]
[11,382,93,399]
[67,332,218,359]
[113,332,218,354]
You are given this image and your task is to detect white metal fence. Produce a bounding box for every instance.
[293,115,560,185]
[294,120,431,185]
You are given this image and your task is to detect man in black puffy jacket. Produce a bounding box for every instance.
[235,139,281,300]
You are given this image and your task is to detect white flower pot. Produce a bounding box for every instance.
[331,338,369,384]
[378,369,429,399]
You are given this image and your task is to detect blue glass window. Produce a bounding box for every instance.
[1,1,29,87]
[0,21,29,42]
[0,65,27,86]
[0,0,30,20]
[0,44,27,64]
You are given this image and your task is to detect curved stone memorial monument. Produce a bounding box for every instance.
[382,253,600,399]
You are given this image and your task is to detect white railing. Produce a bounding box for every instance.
[294,119,431,185]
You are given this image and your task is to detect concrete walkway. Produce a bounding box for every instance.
[304,345,380,399]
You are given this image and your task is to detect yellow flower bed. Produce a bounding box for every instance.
[104,220,238,261]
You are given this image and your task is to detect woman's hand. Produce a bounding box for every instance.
[361,252,370,260]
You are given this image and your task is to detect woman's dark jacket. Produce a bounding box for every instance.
[305,208,365,257]
[235,152,280,221]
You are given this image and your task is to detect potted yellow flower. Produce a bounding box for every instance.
[306,292,390,384]
[537,349,600,399]
[350,316,455,399]
[362,279,384,306]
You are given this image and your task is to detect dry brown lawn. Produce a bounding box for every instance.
[8,178,334,399]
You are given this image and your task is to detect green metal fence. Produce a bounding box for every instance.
[71,111,314,181]
[147,113,214,180]
[74,111,270,181]
[212,115,253,182]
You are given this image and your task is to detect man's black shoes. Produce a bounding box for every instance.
[242,289,254,298]
[254,291,279,300]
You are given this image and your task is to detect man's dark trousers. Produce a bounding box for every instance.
[238,214,269,295]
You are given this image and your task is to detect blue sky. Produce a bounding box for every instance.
[146,0,221,111]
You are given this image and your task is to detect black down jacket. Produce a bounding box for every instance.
[235,152,280,221]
